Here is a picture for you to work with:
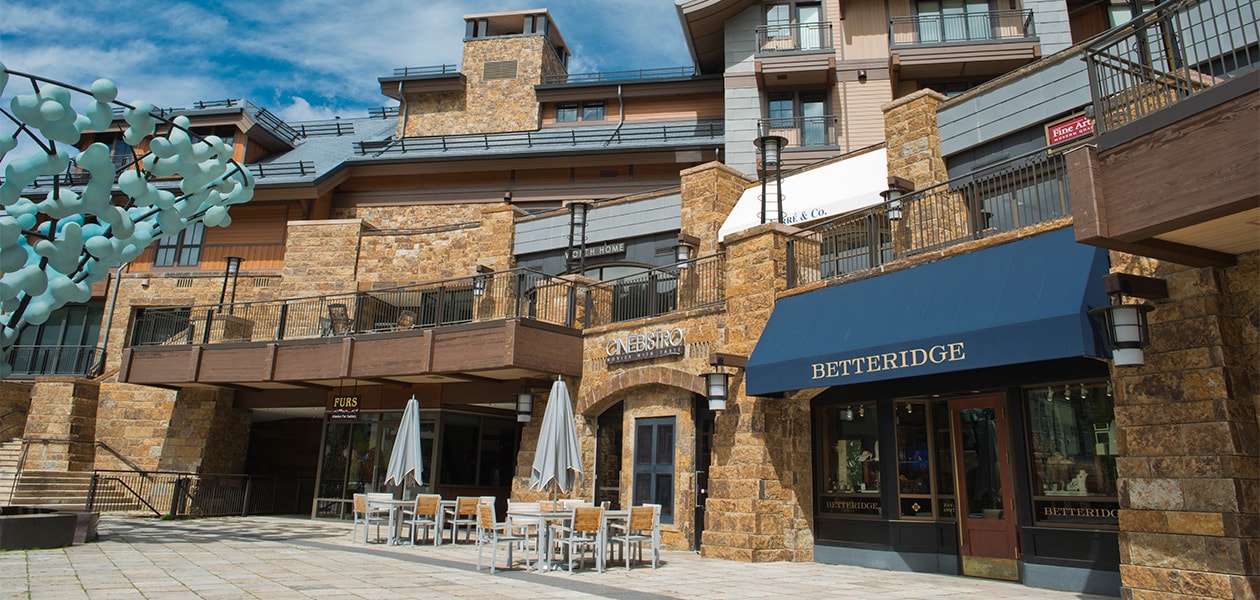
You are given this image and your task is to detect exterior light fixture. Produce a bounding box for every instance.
[516,392,533,423]
[881,176,914,222]
[839,407,855,421]
[704,372,729,411]
[1091,303,1154,366]
[218,256,243,313]
[566,201,592,274]
[675,232,700,266]
[473,264,492,297]
[754,135,788,224]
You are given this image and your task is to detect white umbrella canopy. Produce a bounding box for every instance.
[529,378,583,497]
[384,395,424,489]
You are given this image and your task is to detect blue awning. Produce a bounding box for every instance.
[745,228,1111,396]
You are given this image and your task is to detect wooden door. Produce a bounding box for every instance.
[951,395,1019,580]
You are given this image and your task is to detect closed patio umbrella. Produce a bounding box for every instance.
[385,395,424,489]
[530,377,583,500]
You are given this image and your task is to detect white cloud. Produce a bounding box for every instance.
[275,96,337,122]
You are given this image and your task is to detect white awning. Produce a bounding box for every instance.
[719,147,888,240]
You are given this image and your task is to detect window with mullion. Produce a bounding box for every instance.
[154,221,205,268]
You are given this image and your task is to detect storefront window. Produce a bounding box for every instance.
[1026,382,1120,527]
[818,403,881,517]
[894,401,957,519]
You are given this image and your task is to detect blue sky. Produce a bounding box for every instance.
[1,0,693,122]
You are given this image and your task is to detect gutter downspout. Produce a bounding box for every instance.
[397,82,408,137]
[603,85,624,147]
[96,260,129,376]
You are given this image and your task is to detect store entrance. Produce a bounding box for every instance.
[950,395,1019,581]
[595,403,624,510]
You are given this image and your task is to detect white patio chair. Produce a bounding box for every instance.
[550,505,605,573]
[351,493,389,544]
[403,494,442,545]
[476,503,532,573]
[608,503,660,569]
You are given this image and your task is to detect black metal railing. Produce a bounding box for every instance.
[355,119,723,156]
[252,106,301,143]
[392,64,459,77]
[127,268,582,347]
[889,9,1035,47]
[247,161,316,178]
[586,253,725,327]
[788,149,1070,287]
[88,470,315,518]
[543,66,698,85]
[758,115,840,148]
[756,22,835,53]
[2,345,103,378]
[292,120,355,137]
[368,106,400,119]
[1084,0,1259,135]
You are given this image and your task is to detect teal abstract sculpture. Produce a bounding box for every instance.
[0,63,255,378]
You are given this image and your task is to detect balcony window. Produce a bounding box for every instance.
[916,0,994,43]
[765,91,830,147]
[556,101,605,123]
[5,304,104,376]
[154,221,205,268]
[765,2,824,50]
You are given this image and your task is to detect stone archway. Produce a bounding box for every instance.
[577,366,704,417]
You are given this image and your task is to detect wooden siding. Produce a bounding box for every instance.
[841,0,892,61]
[131,203,292,272]
[623,94,725,121]
[842,81,894,151]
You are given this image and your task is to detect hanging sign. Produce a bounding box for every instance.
[330,395,360,421]
[1045,113,1095,147]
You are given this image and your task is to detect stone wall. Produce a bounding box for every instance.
[279,219,363,299]
[350,204,521,286]
[0,381,31,442]
[21,378,98,471]
[1110,250,1260,600]
[402,36,550,137]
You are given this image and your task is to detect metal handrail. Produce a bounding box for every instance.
[392,64,459,77]
[355,119,724,156]
[889,9,1035,47]
[247,161,316,178]
[755,21,835,52]
[757,115,840,148]
[543,66,698,85]
[787,148,1070,288]
[586,253,726,327]
[89,469,315,518]
[2,344,104,378]
[1083,0,1258,135]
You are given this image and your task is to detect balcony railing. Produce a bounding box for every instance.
[758,116,840,148]
[543,67,698,85]
[355,119,724,156]
[2,345,103,378]
[756,22,835,53]
[292,120,355,137]
[890,9,1035,47]
[788,149,1070,288]
[127,268,581,347]
[248,161,316,178]
[586,253,725,327]
[392,64,459,77]
[1084,0,1259,135]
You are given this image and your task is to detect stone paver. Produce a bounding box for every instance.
[0,516,1116,599]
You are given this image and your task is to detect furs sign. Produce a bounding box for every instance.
[605,328,686,365]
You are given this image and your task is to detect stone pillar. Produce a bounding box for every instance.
[0,381,32,442]
[1110,251,1259,600]
[280,219,364,299]
[95,383,176,472]
[681,161,754,255]
[702,222,814,562]
[22,378,99,471]
[161,387,248,474]
[882,90,967,252]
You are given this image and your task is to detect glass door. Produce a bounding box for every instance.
[950,395,1019,580]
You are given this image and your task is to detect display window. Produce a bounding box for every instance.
[1025,381,1120,527]
[818,402,881,517]
[894,401,956,520]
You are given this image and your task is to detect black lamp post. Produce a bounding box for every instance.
[218,256,242,314]
[755,135,787,224]
[567,202,591,274]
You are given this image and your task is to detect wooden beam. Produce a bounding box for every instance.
[1102,273,1169,300]
[709,353,748,368]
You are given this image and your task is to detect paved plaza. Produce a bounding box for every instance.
[0,515,1115,599]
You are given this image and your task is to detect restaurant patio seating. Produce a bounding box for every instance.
[402,494,443,545]
[608,503,661,569]
[351,493,391,544]
[550,505,605,573]
[447,496,481,543]
[476,503,533,574]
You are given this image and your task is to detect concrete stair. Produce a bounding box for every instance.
[0,439,21,505]
[8,470,94,511]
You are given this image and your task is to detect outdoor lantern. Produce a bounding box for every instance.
[754,134,786,169]
[704,371,729,411]
[567,202,592,273]
[516,392,533,423]
[1091,303,1154,366]
[569,201,590,227]
[881,177,913,222]
[473,265,492,297]
[675,232,699,266]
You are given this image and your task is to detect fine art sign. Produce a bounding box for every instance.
[330,395,360,421]
[605,327,686,365]
[1045,113,1095,147]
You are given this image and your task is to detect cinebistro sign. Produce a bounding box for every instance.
[606,327,686,365]
[811,342,966,380]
